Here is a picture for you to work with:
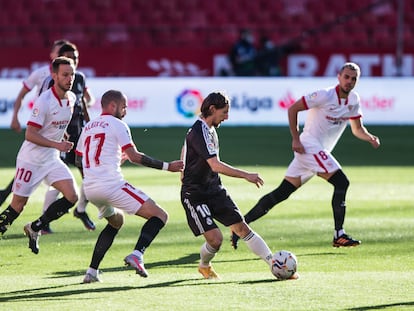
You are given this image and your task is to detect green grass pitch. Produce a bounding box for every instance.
[0,126,413,310]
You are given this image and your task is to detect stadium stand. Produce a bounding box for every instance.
[0,0,412,50]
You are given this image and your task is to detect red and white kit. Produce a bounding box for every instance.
[13,87,76,196]
[286,85,362,183]
[76,114,149,218]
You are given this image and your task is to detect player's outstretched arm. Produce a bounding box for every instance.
[350,119,380,149]
[165,160,184,172]
[207,156,264,188]
[124,147,183,172]
[10,87,30,133]
[288,99,307,154]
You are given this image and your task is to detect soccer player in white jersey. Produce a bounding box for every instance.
[38,42,96,234]
[75,90,183,283]
[0,57,79,254]
[231,62,381,249]
[181,91,275,280]
[0,40,69,207]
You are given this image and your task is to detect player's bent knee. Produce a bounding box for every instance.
[67,193,78,204]
[207,236,223,250]
[148,208,168,224]
[328,170,350,190]
[108,212,124,229]
[138,199,168,223]
[230,221,250,239]
[156,209,168,224]
[211,240,222,250]
[204,228,223,250]
[59,187,78,204]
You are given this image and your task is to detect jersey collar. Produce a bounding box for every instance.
[52,86,70,107]
[52,86,63,107]
[335,85,349,105]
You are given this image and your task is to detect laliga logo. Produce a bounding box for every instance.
[176,89,203,118]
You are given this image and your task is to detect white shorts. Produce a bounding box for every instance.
[84,181,150,219]
[13,158,75,197]
[285,149,341,184]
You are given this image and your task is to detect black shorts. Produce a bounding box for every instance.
[61,133,80,166]
[62,149,76,166]
[180,188,243,236]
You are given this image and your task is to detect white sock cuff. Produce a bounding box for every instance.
[86,267,98,276]
[242,230,256,241]
[132,250,143,258]
[335,229,345,238]
[76,185,88,213]
[205,242,218,254]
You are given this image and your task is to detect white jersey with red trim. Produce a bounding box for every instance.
[76,114,134,187]
[17,87,75,165]
[22,65,51,93]
[300,85,362,153]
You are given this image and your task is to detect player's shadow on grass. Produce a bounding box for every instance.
[0,278,255,303]
[51,252,265,279]
[0,233,24,240]
[298,252,346,257]
[347,301,414,310]
[0,279,196,303]
[50,253,201,278]
[240,279,289,284]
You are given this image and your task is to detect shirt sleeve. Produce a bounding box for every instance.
[303,89,329,109]
[115,120,135,151]
[26,93,48,128]
[193,126,217,160]
[350,92,363,119]
[23,70,39,91]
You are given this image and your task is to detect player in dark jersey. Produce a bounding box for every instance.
[40,42,95,233]
[180,91,274,279]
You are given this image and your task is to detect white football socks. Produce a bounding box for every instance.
[132,250,144,258]
[243,231,273,266]
[76,183,88,213]
[335,229,345,239]
[43,187,59,213]
[86,267,98,277]
[200,242,218,267]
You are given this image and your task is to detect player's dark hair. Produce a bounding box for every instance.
[101,90,124,108]
[51,56,74,73]
[58,42,78,56]
[51,39,69,50]
[200,91,230,117]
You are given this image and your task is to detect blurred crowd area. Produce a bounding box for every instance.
[0,0,412,50]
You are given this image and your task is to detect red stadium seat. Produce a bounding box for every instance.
[0,0,411,51]
[372,30,396,48]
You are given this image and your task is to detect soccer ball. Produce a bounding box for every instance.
[271,250,298,280]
